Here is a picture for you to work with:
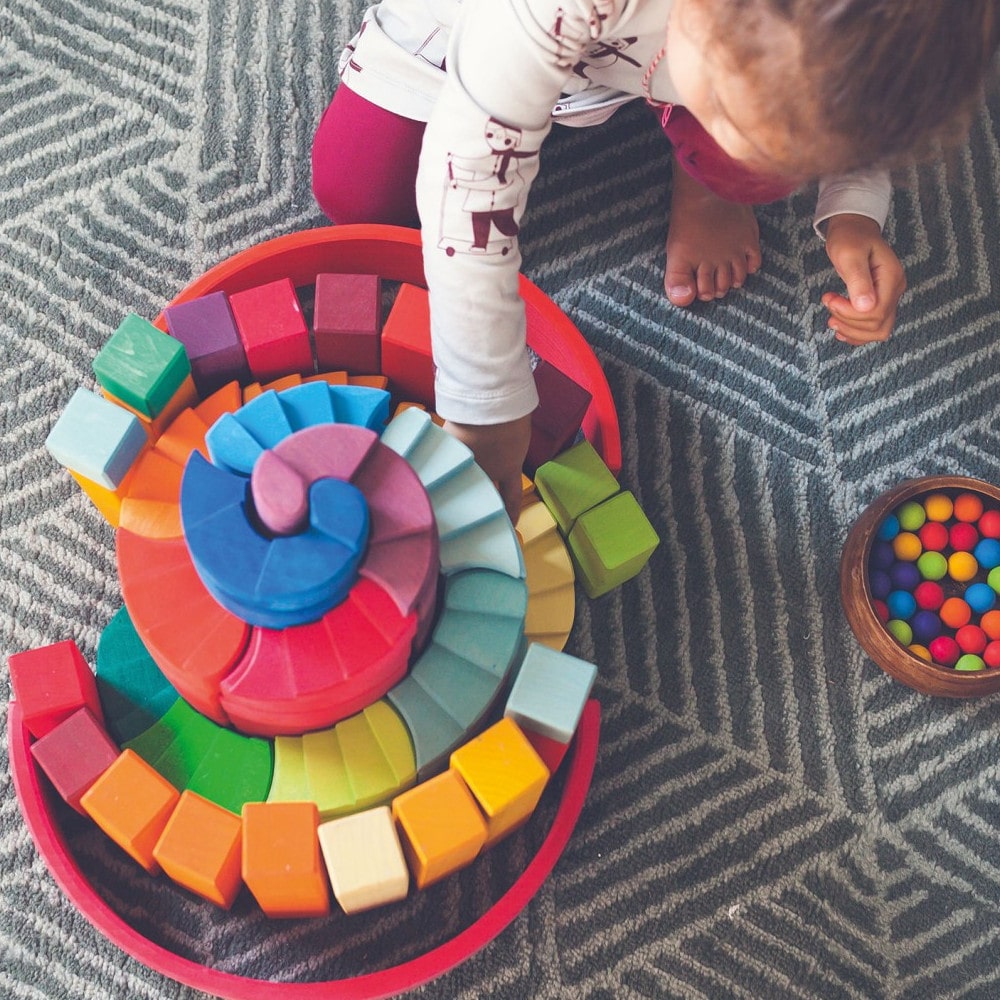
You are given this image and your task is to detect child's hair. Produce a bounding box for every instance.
[706,0,1000,174]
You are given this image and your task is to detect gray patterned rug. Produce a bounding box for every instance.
[3,1,1000,998]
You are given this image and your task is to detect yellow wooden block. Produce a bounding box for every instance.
[318,806,409,914]
[392,769,487,889]
[152,790,243,909]
[70,463,140,527]
[449,718,549,847]
[362,701,416,791]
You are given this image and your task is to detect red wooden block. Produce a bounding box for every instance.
[522,728,571,775]
[29,707,120,813]
[228,278,313,382]
[8,640,104,739]
[313,273,382,374]
[525,359,593,475]
[380,283,435,406]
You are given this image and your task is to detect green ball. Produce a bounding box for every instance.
[955,653,986,672]
[897,500,927,531]
[887,619,913,645]
[989,565,1000,593]
[917,551,948,581]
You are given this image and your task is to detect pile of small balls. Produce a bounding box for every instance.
[868,490,1000,671]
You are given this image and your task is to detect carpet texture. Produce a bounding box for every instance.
[3,1,1000,997]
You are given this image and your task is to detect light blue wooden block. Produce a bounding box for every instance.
[205,411,265,475]
[405,421,473,490]
[329,385,390,430]
[45,387,147,489]
[426,463,505,540]
[277,381,336,431]
[379,405,430,458]
[439,512,525,579]
[505,642,597,744]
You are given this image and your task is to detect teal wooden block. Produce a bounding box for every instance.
[45,387,147,489]
[386,676,465,780]
[432,607,525,680]
[534,439,620,534]
[92,313,191,418]
[439,513,525,579]
[409,642,504,729]
[505,642,597,744]
[427,463,505,541]
[567,490,660,598]
[442,568,529,620]
[96,606,179,744]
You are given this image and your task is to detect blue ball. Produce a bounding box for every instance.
[877,514,900,541]
[965,582,997,615]
[973,538,1000,570]
[887,589,917,621]
[869,570,893,601]
[910,609,943,645]
[869,540,896,571]
[889,561,921,591]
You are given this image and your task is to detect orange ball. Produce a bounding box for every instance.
[953,491,985,523]
[981,609,1000,641]
[940,597,973,629]
[892,531,922,562]
[922,492,954,522]
[948,550,979,582]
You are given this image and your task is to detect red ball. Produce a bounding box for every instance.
[979,509,1000,539]
[929,635,961,667]
[913,581,944,611]
[949,522,979,552]
[955,624,988,655]
[918,521,949,551]
[872,599,890,623]
[984,640,1000,669]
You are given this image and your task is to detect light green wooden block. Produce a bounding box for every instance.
[534,439,619,534]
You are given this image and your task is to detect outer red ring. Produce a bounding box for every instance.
[9,699,599,999]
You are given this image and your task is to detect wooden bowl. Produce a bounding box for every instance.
[841,475,1000,697]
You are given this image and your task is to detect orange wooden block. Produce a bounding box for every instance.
[392,769,488,889]
[241,801,330,918]
[153,790,243,908]
[118,448,185,539]
[152,407,210,466]
[380,283,434,406]
[194,380,243,429]
[304,371,349,386]
[450,718,549,847]
[243,373,303,401]
[103,375,199,442]
[70,464,139,527]
[347,374,389,390]
[80,749,180,875]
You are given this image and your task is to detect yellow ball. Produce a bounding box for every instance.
[948,550,979,582]
[892,531,922,562]
[923,493,954,522]
[908,643,932,662]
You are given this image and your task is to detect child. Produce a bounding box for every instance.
[312,0,1000,522]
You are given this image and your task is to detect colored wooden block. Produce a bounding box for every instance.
[386,676,466,780]
[525,360,593,475]
[69,466,136,527]
[409,642,504,731]
[305,370,348,386]
[92,313,192,419]
[533,439,620,534]
[517,500,575,648]
[151,407,210,466]
[426,462,505,541]
[567,490,660,598]
[194,380,243,430]
[317,806,409,914]
[241,801,330,918]
[300,728,355,817]
[521,729,572,775]
[205,412,265,476]
[328,384,391,430]
[80,749,180,875]
[152,790,243,908]
[449,718,549,847]
[45,387,148,489]
[96,605,179,744]
[231,389,295,450]
[8,639,103,739]
[313,272,382,374]
[103,375,200,443]
[380,282,435,405]
[228,277,313,381]
[163,291,250,395]
[118,447,185,539]
[243,373,304,400]
[392,769,488,889]
[30,707,120,813]
[116,528,250,725]
[267,736,310,803]
[505,642,597,744]
[335,703,417,811]
[347,374,389,390]
[276,380,336,430]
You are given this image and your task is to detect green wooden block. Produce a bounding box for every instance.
[441,568,528,620]
[410,642,504,729]
[93,313,191,418]
[568,491,659,599]
[505,642,597,744]
[337,711,401,811]
[96,606,179,744]
[534,439,619,534]
[301,729,355,819]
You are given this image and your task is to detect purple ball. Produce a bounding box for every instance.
[889,560,921,591]
[869,570,892,601]
[910,609,943,645]
[869,540,896,571]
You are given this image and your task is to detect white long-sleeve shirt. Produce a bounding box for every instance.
[340,0,892,424]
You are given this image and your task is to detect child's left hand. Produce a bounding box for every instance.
[821,213,906,345]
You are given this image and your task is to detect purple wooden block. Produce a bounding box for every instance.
[164,291,250,395]
[525,359,593,474]
[313,273,382,374]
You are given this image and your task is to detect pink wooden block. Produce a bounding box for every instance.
[313,273,382,374]
[228,278,313,382]
[30,707,120,813]
[250,450,311,536]
[8,640,104,739]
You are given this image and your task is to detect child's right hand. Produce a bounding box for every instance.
[443,414,533,526]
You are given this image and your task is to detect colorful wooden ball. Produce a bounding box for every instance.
[886,590,917,621]
[913,580,944,611]
[910,609,942,646]
[869,570,892,601]
[953,492,985,523]
[949,522,979,552]
[989,566,1000,593]
[892,532,922,562]
[981,609,1000,641]
[877,514,900,541]
[983,640,1000,669]
[887,620,913,646]
[947,551,979,583]
[918,521,949,552]
[940,597,972,629]
[869,540,896,571]
[908,644,932,662]
[897,500,926,531]
[872,599,890,623]
[964,582,997,615]
[916,551,948,582]
[955,653,986,672]
[929,635,961,667]
[923,493,954,522]
[978,509,1000,539]
[956,624,988,655]
[889,561,921,591]
[973,538,1000,570]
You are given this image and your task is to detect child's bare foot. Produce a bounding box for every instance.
[664,160,762,306]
